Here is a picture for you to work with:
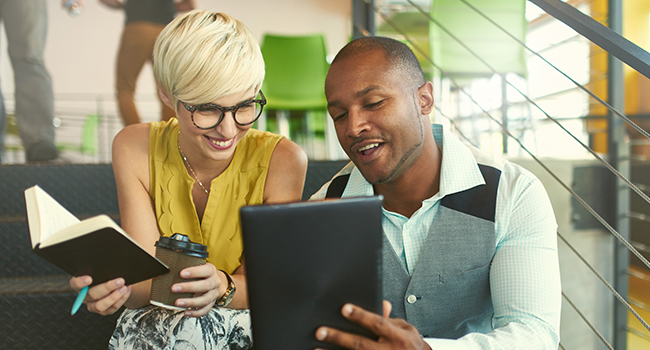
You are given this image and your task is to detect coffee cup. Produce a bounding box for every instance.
[150,233,209,310]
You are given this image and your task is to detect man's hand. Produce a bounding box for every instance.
[315,301,432,350]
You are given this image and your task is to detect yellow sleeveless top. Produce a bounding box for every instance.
[149,119,283,274]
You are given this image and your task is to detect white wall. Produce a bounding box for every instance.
[0,0,351,120]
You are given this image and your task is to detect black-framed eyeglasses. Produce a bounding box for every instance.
[180,91,267,130]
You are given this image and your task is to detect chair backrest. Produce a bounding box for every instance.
[261,33,329,110]
[429,0,528,78]
[81,114,100,155]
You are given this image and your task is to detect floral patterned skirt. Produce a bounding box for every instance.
[108,305,253,350]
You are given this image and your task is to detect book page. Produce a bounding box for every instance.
[40,214,152,256]
[41,214,117,247]
[25,185,80,247]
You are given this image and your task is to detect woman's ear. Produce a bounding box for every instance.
[158,86,175,110]
[418,81,434,116]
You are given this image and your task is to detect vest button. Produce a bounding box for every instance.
[407,294,417,304]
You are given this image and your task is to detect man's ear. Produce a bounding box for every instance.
[158,86,175,110]
[418,81,434,116]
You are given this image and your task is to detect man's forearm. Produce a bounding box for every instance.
[423,318,559,350]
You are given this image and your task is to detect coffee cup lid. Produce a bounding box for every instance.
[155,233,209,259]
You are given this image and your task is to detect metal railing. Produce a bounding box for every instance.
[351,0,650,349]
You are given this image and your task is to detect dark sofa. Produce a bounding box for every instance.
[0,160,347,349]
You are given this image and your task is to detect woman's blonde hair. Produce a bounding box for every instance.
[153,11,265,109]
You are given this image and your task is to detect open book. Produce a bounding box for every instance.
[24,185,169,286]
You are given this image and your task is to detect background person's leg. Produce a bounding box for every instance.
[116,22,166,126]
[4,0,56,162]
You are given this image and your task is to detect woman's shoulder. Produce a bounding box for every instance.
[263,134,307,203]
[112,123,153,190]
[113,119,179,158]
[236,129,284,161]
[242,128,283,145]
[112,123,151,157]
[271,137,306,167]
[234,129,306,174]
[243,129,305,159]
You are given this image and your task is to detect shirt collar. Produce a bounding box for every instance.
[433,124,485,198]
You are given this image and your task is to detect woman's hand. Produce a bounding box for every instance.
[69,276,132,316]
[171,262,224,317]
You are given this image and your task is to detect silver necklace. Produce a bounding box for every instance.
[177,138,210,196]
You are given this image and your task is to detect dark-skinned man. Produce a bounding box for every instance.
[311,37,560,350]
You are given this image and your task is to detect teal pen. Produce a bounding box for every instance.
[71,286,89,315]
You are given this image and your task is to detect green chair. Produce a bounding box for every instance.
[261,33,329,111]
[80,114,100,156]
[260,33,331,159]
[428,0,529,152]
[377,12,434,81]
[56,114,100,162]
[429,0,528,79]
[3,114,23,162]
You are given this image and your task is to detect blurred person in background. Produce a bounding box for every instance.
[99,0,195,126]
[0,0,58,163]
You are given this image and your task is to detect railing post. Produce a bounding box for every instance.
[96,96,106,164]
[501,74,508,154]
[352,0,375,39]
[607,0,629,348]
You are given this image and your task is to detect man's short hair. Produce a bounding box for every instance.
[153,11,265,109]
[331,36,425,87]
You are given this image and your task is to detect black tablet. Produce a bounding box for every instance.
[240,196,383,350]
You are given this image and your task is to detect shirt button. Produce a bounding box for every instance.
[407,294,417,304]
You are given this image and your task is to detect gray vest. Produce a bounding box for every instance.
[383,164,500,339]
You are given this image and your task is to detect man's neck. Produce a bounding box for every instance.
[373,140,442,218]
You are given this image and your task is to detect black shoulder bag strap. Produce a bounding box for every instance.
[325,174,350,199]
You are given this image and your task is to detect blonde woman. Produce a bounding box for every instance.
[69,11,307,349]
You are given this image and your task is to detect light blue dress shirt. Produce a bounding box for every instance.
[312,124,561,349]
